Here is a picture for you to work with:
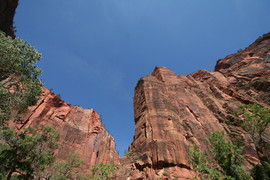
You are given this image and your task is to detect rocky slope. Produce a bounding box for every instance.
[119,33,270,179]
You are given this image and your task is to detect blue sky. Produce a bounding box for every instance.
[15,0,270,156]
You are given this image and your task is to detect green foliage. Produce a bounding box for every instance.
[0,126,59,179]
[234,104,270,143]
[188,144,209,173]
[91,163,116,180]
[0,31,85,179]
[52,153,84,179]
[209,131,249,179]
[124,151,134,157]
[188,144,225,180]
[163,171,169,176]
[0,31,42,125]
[37,153,85,180]
[252,161,270,180]
[188,131,250,180]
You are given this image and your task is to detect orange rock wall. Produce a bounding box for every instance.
[13,88,120,174]
[126,33,270,179]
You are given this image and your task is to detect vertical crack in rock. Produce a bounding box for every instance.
[126,33,270,179]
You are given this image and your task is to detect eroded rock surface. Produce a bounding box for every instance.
[2,2,270,178]
[121,33,270,179]
[12,88,120,174]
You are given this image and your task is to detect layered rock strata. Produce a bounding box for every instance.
[11,88,120,174]
[2,1,270,178]
[124,33,270,179]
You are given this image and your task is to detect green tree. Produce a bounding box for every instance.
[0,126,59,179]
[188,144,227,180]
[0,31,42,125]
[209,131,250,180]
[38,153,85,180]
[0,31,67,180]
[91,163,116,180]
[188,131,250,180]
[235,104,270,144]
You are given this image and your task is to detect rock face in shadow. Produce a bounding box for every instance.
[122,33,270,179]
[0,0,18,38]
[12,88,120,174]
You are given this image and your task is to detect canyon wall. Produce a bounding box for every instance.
[11,88,120,174]
[1,2,270,179]
[121,33,270,179]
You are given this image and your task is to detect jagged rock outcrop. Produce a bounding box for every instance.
[11,88,120,174]
[0,0,18,38]
[121,33,270,179]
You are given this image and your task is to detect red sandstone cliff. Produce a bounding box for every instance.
[11,88,120,174]
[2,2,270,179]
[117,33,270,179]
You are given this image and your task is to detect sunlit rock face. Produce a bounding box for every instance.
[123,33,270,179]
[12,88,120,174]
[0,0,18,38]
[2,2,270,178]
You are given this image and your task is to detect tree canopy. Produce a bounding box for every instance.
[0,31,42,125]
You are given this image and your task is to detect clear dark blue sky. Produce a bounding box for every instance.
[15,0,270,156]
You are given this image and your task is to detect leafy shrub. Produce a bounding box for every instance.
[188,144,224,180]
[209,131,249,179]
[91,163,116,180]
[188,131,251,180]
[124,151,134,157]
[162,171,169,176]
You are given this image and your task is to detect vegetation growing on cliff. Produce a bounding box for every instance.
[0,31,61,179]
[0,126,59,179]
[0,31,42,125]
[0,30,111,180]
[188,131,250,180]
[189,104,270,179]
[36,153,86,180]
[232,104,270,148]
[90,163,116,180]
[232,104,270,180]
